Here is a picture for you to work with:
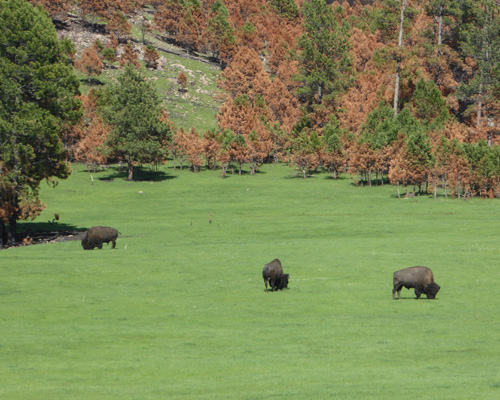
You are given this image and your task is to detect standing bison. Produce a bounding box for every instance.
[392,266,440,300]
[81,226,118,250]
[262,258,290,292]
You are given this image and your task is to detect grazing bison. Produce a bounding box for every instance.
[81,226,118,250]
[392,266,440,300]
[262,258,290,292]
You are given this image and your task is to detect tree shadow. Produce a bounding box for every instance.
[7,222,89,248]
[323,175,349,181]
[79,166,176,182]
[284,173,316,180]
[227,169,267,176]
[79,78,105,87]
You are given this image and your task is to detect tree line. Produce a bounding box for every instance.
[2,0,500,246]
[67,0,500,195]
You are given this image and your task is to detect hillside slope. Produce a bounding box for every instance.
[57,14,222,132]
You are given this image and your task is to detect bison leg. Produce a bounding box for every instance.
[97,242,103,249]
[264,279,269,292]
[111,239,116,249]
[393,284,403,300]
[415,286,423,299]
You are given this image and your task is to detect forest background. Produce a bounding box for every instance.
[2,0,500,245]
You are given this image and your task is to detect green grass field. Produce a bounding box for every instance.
[1,163,500,399]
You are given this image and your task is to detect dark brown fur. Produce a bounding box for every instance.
[263,259,290,292]
[81,226,118,250]
[393,266,440,300]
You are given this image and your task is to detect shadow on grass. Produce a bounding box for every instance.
[4,222,89,249]
[284,173,318,180]
[165,165,267,177]
[323,175,349,181]
[393,297,439,300]
[79,78,105,87]
[79,166,176,182]
[224,169,267,176]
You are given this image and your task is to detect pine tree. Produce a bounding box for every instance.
[207,0,236,65]
[295,0,353,113]
[457,0,500,136]
[103,66,172,180]
[144,44,159,69]
[0,0,81,244]
[374,0,418,116]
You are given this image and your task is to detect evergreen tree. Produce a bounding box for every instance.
[208,0,235,65]
[423,0,462,84]
[103,66,172,180]
[374,0,418,116]
[408,78,449,130]
[0,0,81,245]
[295,0,353,112]
[462,140,500,196]
[457,0,500,133]
[270,0,299,20]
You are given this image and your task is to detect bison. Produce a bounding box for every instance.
[262,258,289,292]
[392,266,440,300]
[81,226,118,250]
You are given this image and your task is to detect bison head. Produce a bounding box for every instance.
[278,274,290,290]
[424,283,440,299]
[81,238,95,250]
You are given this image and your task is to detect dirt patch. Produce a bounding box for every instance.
[3,230,86,249]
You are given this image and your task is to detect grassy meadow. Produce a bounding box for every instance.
[1,163,500,399]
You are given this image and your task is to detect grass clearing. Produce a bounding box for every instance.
[1,163,500,399]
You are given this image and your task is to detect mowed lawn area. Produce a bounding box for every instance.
[1,163,500,399]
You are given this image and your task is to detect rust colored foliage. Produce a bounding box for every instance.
[154,0,205,52]
[185,128,205,172]
[106,10,132,42]
[69,90,111,170]
[218,46,267,98]
[177,71,188,91]
[75,46,103,84]
[144,45,159,69]
[120,43,140,68]
[202,130,222,170]
[29,0,70,17]
[109,32,119,51]
[172,128,204,172]
[171,129,188,170]
[75,116,111,172]
[79,0,109,19]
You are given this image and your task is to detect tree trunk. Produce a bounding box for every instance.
[0,221,5,249]
[127,159,134,181]
[434,7,443,83]
[477,82,483,128]
[393,0,408,117]
[8,210,17,245]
